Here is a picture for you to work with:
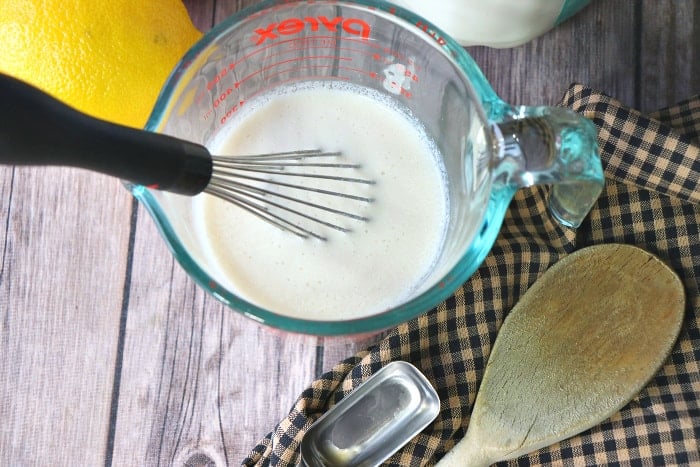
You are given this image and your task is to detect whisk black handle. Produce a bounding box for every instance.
[0,73,212,195]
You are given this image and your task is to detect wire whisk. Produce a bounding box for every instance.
[206,150,375,240]
[0,73,374,241]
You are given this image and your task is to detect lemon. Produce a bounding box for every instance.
[0,0,202,128]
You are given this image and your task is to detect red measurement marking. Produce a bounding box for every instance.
[199,35,422,123]
[219,100,246,125]
[224,35,415,79]
[213,87,233,107]
[216,35,418,87]
[207,67,229,91]
[201,86,235,121]
[415,21,448,46]
[323,36,418,69]
[401,69,419,83]
[271,37,421,81]
[233,56,351,90]
[220,75,351,123]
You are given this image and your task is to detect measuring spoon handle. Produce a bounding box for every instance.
[0,73,212,195]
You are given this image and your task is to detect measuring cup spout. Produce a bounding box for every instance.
[492,107,604,228]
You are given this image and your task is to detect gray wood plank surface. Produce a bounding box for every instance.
[0,169,133,465]
[1,1,697,466]
[639,0,699,110]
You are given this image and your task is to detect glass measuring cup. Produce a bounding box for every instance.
[135,0,603,335]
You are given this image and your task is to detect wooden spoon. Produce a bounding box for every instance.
[436,244,685,467]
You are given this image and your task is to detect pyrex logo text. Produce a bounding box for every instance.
[254,16,371,45]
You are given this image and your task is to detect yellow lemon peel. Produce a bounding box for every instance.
[0,0,202,128]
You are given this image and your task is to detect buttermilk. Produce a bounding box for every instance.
[193,82,448,321]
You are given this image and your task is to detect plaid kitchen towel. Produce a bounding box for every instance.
[242,84,700,466]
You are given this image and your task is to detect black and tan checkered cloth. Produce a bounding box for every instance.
[242,84,700,466]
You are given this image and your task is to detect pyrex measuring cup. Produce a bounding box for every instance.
[137,0,603,335]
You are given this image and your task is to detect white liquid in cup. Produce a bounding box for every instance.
[192,83,449,321]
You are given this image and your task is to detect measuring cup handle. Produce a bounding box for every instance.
[492,106,604,228]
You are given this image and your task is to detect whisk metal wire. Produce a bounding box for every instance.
[204,150,374,240]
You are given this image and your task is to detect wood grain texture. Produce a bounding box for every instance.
[467,2,639,108]
[639,0,699,111]
[436,245,685,467]
[0,168,132,465]
[0,1,697,466]
[110,203,323,465]
[467,1,699,111]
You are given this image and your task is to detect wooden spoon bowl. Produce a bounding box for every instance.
[437,244,685,467]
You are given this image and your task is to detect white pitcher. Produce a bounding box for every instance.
[390,0,591,47]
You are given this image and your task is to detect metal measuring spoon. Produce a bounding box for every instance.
[437,243,685,467]
[300,361,440,466]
